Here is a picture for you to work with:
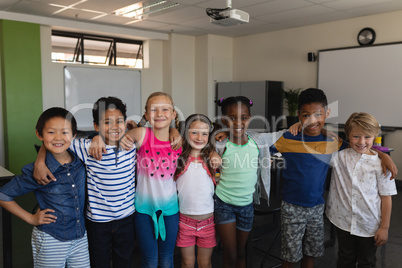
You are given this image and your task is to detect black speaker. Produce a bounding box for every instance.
[307,52,316,62]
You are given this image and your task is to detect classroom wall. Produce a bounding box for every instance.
[0,68,4,166]
[208,35,233,120]
[233,10,402,88]
[195,35,209,116]
[194,34,233,118]
[170,34,196,120]
[141,40,164,107]
[0,20,43,173]
[232,10,402,178]
[0,20,43,267]
[40,26,64,109]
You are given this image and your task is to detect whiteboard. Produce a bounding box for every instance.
[317,43,402,128]
[64,66,141,131]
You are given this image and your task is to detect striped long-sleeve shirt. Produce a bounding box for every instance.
[70,138,136,222]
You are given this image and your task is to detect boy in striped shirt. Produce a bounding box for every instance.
[35,97,136,267]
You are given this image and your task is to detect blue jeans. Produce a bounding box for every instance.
[135,211,179,268]
[86,213,135,268]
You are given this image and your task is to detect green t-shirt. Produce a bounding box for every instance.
[216,137,259,206]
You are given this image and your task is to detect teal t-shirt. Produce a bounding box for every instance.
[216,137,259,206]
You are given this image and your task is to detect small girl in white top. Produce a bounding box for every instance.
[174,114,221,268]
[326,112,397,268]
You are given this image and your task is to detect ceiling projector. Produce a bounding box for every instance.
[209,8,249,26]
[206,0,249,27]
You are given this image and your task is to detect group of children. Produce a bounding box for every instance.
[0,88,397,268]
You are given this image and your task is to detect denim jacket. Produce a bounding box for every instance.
[0,149,86,241]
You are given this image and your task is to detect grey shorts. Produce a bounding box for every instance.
[280,201,325,263]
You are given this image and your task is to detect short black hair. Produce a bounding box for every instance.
[36,107,77,137]
[217,96,253,115]
[298,88,328,111]
[92,96,127,125]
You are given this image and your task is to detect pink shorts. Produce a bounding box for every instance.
[176,214,217,248]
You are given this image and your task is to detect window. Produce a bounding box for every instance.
[51,31,143,68]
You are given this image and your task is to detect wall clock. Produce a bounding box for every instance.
[357,28,376,45]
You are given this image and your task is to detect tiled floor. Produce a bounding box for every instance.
[1,186,402,267]
[173,185,402,268]
[130,185,402,268]
[244,186,402,268]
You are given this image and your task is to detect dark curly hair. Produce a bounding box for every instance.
[216,96,253,115]
[298,88,328,111]
[92,96,127,125]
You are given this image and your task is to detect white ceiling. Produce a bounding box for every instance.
[2,0,402,37]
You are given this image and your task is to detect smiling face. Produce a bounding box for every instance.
[36,117,75,160]
[145,95,176,130]
[298,102,330,136]
[187,120,210,154]
[94,108,126,146]
[348,129,375,155]
[221,102,251,145]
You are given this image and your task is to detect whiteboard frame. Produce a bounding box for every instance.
[317,42,402,129]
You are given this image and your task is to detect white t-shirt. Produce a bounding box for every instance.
[176,161,215,215]
[326,148,397,237]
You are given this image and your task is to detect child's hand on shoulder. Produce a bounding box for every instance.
[288,122,301,136]
[126,120,138,130]
[120,134,135,151]
[33,145,56,185]
[33,163,56,185]
[169,128,182,150]
[378,153,398,179]
[89,135,107,160]
[209,151,222,170]
[215,131,229,142]
[31,208,57,226]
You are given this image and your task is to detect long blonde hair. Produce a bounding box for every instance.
[140,91,180,129]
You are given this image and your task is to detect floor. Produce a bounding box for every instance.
[131,184,402,268]
[1,186,402,267]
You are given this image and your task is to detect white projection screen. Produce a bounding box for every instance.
[317,43,402,128]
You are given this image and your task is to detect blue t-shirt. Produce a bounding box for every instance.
[270,131,347,207]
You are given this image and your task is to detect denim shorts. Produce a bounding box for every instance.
[214,196,254,232]
[280,201,325,263]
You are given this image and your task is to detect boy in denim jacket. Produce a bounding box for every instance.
[0,107,89,267]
